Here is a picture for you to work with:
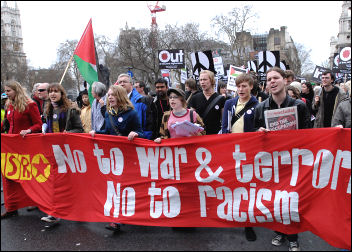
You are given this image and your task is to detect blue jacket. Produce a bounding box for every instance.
[129,88,154,139]
[97,108,144,138]
[222,95,258,133]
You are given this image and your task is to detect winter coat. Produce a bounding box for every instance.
[1,102,42,134]
[221,95,258,133]
[46,107,83,133]
[331,98,351,128]
[312,87,348,128]
[97,107,144,138]
[254,95,310,131]
[129,88,156,139]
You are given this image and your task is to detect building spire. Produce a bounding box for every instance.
[3,1,8,7]
[15,1,18,9]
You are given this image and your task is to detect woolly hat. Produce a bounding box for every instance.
[167,88,186,99]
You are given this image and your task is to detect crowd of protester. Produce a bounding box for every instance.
[1,68,351,251]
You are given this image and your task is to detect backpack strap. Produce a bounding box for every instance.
[108,114,121,136]
[201,95,223,120]
[230,100,256,127]
[190,109,194,123]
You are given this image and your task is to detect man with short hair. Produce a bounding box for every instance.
[312,70,348,128]
[153,78,170,138]
[117,74,156,140]
[36,83,50,121]
[285,70,295,86]
[254,67,310,252]
[134,81,148,96]
[189,70,225,134]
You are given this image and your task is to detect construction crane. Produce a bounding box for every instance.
[147,1,166,30]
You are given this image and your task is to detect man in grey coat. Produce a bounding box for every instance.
[331,83,351,128]
[312,70,348,128]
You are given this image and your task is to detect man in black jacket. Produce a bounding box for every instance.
[254,67,310,132]
[253,67,310,252]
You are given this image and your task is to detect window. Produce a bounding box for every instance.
[11,20,16,36]
[274,37,281,45]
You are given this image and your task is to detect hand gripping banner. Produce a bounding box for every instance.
[1,128,351,249]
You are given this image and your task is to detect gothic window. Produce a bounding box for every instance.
[274,37,281,46]
[13,42,19,51]
[11,20,16,37]
[1,19,4,36]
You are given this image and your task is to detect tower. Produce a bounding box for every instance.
[337,1,351,50]
[1,1,27,81]
[329,1,351,68]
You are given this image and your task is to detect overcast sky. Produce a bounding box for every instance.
[4,1,344,69]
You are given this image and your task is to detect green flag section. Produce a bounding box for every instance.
[74,18,98,103]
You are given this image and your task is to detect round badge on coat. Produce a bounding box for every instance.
[215,105,219,110]
[53,114,58,119]
[118,117,123,123]
[247,109,252,115]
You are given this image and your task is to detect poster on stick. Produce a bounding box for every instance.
[264,106,298,131]
[227,65,247,91]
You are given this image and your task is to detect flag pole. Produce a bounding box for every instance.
[59,54,74,85]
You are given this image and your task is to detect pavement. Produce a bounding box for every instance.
[0,177,343,251]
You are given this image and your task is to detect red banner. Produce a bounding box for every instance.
[1,128,351,249]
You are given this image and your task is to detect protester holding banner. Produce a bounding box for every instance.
[220,73,258,241]
[90,84,144,231]
[253,67,310,251]
[254,67,310,132]
[91,81,107,132]
[221,73,258,135]
[41,83,84,135]
[312,70,348,128]
[154,87,205,143]
[1,80,42,219]
[189,70,225,135]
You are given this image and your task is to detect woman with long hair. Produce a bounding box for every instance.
[1,80,42,219]
[90,85,144,139]
[90,85,144,232]
[40,83,83,223]
[43,83,84,134]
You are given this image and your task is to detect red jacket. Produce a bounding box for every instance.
[1,102,42,134]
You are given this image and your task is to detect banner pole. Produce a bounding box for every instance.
[59,54,74,85]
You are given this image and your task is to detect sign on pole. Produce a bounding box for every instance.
[190,50,216,80]
[311,65,330,82]
[226,65,247,91]
[159,49,185,69]
[258,51,280,73]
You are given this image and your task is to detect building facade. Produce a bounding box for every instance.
[1,1,27,82]
[329,1,351,68]
[230,26,301,75]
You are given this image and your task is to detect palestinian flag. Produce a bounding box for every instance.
[74,18,99,103]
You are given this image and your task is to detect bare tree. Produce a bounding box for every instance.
[212,5,258,66]
[1,42,29,89]
[56,39,82,93]
[296,43,315,75]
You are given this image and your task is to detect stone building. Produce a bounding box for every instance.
[329,1,351,68]
[230,26,301,75]
[1,1,27,82]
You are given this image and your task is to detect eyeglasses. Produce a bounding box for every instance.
[169,95,179,99]
[38,89,47,92]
